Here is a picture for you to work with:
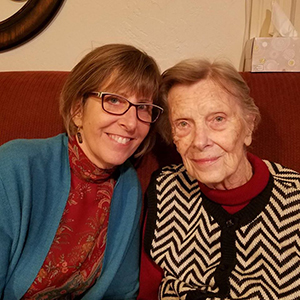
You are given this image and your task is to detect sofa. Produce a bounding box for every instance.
[1,70,300,297]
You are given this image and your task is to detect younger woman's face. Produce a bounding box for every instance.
[72,91,151,169]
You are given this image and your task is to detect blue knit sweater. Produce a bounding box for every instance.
[0,134,141,299]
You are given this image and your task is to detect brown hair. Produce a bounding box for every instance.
[60,44,161,157]
[158,58,261,144]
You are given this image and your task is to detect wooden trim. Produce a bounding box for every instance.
[0,0,64,52]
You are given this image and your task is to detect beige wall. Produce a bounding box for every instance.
[0,0,246,72]
[249,0,300,38]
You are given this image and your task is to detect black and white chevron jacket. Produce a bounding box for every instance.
[144,161,300,300]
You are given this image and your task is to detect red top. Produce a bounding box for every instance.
[23,137,116,299]
[138,153,270,299]
[198,153,270,214]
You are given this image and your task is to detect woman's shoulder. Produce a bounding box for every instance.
[153,163,184,176]
[0,134,68,166]
[154,163,190,178]
[1,133,67,149]
[263,160,300,188]
[151,163,197,187]
[263,160,300,176]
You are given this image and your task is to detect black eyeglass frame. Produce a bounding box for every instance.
[87,92,164,124]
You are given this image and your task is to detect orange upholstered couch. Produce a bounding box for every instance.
[1,71,299,180]
[1,71,300,295]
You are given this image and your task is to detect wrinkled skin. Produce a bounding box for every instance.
[168,79,254,190]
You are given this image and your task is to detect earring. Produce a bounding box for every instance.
[77,127,83,144]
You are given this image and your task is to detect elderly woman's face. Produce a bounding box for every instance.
[168,79,253,190]
[72,90,151,169]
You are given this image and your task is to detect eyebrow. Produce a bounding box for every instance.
[116,91,152,104]
[137,98,152,104]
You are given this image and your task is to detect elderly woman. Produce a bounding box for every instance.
[0,44,163,299]
[141,59,300,299]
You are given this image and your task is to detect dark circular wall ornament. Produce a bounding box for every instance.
[0,0,65,52]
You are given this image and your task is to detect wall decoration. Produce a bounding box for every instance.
[0,0,64,52]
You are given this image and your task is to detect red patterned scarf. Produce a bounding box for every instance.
[23,137,117,299]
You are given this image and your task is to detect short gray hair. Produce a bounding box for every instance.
[158,58,261,144]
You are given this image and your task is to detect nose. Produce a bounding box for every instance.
[118,106,138,131]
[192,124,211,150]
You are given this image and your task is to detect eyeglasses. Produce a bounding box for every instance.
[87,92,163,124]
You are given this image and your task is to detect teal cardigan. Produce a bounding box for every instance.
[0,134,141,299]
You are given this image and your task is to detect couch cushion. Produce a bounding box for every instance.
[0,71,68,145]
[242,72,300,173]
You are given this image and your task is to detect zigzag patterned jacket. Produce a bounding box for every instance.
[144,159,300,300]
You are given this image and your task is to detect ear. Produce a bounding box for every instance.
[244,132,252,147]
[244,114,255,147]
[71,103,84,128]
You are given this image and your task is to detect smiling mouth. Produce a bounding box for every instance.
[193,156,220,165]
[109,134,131,145]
